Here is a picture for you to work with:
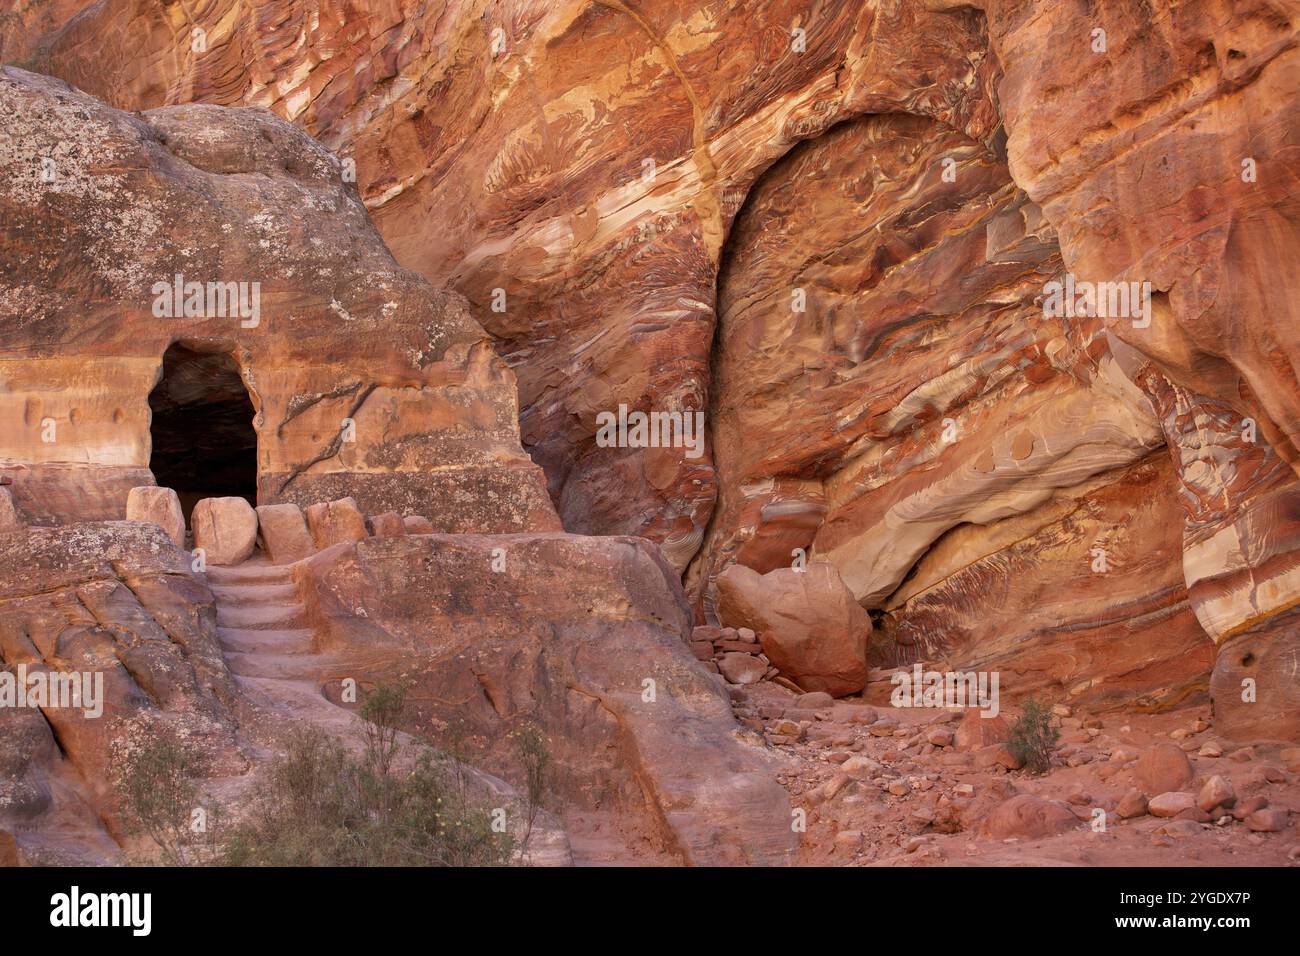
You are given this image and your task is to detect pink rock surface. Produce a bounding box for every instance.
[191,497,258,566]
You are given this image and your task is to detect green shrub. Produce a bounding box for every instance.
[111,724,220,865]
[221,726,512,867]
[508,722,551,859]
[113,679,544,866]
[1007,698,1061,774]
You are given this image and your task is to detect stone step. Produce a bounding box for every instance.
[233,677,362,736]
[217,626,316,655]
[204,562,294,587]
[224,652,325,680]
[215,601,308,630]
[209,581,299,606]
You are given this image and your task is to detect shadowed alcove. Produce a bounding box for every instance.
[148,343,258,522]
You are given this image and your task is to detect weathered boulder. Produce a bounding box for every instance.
[192,497,258,566]
[1135,744,1195,796]
[305,497,368,550]
[255,503,314,564]
[402,516,434,535]
[1210,606,1300,743]
[955,711,1010,753]
[125,486,185,547]
[715,563,869,697]
[981,795,1077,840]
[717,653,766,686]
[1148,792,1197,818]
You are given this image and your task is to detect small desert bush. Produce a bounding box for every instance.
[220,726,512,867]
[507,721,551,859]
[111,723,221,866]
[1007,697,1060,774]
[115,680,545,866]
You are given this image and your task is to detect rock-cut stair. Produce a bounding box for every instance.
[204,555,357,736]
[203,551,574,864]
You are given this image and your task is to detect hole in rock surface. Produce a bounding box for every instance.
[148,343,258,522]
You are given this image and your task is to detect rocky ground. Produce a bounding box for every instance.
[698,627,1300,866]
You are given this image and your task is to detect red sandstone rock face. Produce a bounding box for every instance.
[0,67,557,533]
[715,562,869,697]
[297,532,798,864]
[0,522,243,862]
[12,4,1298,731]
[3,0,1300,868]
[4,0,1002,568]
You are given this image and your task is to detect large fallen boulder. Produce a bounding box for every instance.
[715,562,870,697]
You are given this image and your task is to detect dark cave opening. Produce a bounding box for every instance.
[148,343,258,523]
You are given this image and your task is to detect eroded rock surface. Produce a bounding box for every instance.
[297,533,798,865]
[0,522,241,863]
[0,66,557,533]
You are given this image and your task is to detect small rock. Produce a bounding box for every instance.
[1116,790,1148,819]
[1135,743,1194,794]
[925,727,954,748]
[770,718,803,738]
[1148,792,1196,818]
[869,717,900,737]
[834,830,863,851]
[822,773,850,800]
[1197,775,1236,814]
[795,691,834,710]
[1157,820,1204,838]
[1231,795,1269,821]
[1245,809,1289,833]
[841,756,882,780]
[974,743,1024,771]
[367,511,407,537]
[718,653,766,685]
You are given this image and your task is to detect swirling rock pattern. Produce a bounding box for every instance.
[4,0,1299,743]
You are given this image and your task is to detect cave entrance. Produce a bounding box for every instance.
[148,343,258,522]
